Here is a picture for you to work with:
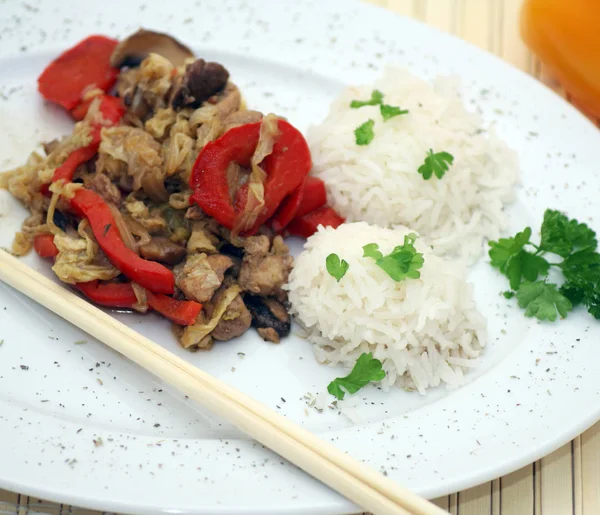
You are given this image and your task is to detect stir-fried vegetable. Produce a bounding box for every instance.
[190,119,312,235]
[70,189,175,294]
[37,35,120,112]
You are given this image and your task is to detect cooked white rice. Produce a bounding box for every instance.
[286,222,486,394]
[307,67,519,263]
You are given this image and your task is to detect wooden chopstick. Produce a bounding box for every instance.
[0,249,446,515]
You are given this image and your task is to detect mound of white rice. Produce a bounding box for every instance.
[308,67,519,263]
[286,222,486,394]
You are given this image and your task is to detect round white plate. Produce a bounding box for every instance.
[1,0,599,513]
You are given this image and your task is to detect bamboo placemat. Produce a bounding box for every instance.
[2,1,600,514]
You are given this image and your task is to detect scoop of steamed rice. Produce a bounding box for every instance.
[286,222,487,394]
[307,67,519,263]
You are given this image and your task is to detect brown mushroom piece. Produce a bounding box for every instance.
[244,295,291,343]
[171,58,230,109]
[110,29,195,68]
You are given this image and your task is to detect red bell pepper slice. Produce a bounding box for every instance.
[146,291,202,326]
[295,176,327,219]
[38,35,120,111]
[75,280,138,308]
[33,234,59,258]
[270,179,305,234]
[286,206,345,239]
[76,281,201,325]
[190,119,311,234]
[70,188,175,294]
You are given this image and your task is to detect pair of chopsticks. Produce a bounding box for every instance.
[0,249,446,515]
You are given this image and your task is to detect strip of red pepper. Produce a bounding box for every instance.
[190,119,312,235]
[271,176,329,233]
[33,234,59,258]
[70,189,175,294]
[286,206,345,239]
[75,281,201,325]
[37,35,120,111]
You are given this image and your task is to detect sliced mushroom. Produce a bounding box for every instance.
[244,295,291,343]
[110,29,195,68]
[171,58,230,109]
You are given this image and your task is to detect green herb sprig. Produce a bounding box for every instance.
[489,209,600,321]
[417,149,454,180]
[327,352,386,400]
[363,234,424,282]
[326,253,349,282]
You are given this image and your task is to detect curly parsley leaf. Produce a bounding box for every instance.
[503,291,516,299]
[350,90,384,108]
[540,209,597,257]
[327,352,386,400]
[326,253,349,282]
[380,104,409,121]
[355,119,375,146]
[364,234,424,281]
[505,250,550,291]
[417,149,454,180]
[363,243,383,260]
[516,281,572,322]
[560,248,600,317]
[488,227,532,273]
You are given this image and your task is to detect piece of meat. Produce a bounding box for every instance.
[208,293,251,341]
[244,295,290,342]
[238,253,293,296]
[257,327,280,343]
[171,59,229,109]
[139,237,186,265]
[83,172,122,205]
[176,253,233,303]
[242,235,270,255]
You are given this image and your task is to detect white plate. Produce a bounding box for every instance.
[0,0,599,513]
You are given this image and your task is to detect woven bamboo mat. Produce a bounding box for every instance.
[2,1,600,514]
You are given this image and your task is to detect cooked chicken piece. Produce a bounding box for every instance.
[171,58,229,109]
[244,295,291,343]
[238,253,293,296]
[176,253,233,303]
[242,235,270,255]
[207,292,252,341]
[139,237,186,265]
[83,172,122,205]
[271,235,289,256]
[257,327,280,343]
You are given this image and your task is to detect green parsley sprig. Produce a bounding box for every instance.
[489,209,600,321]
[350,90,384,108]
[351,90,409,145]
[363,233,424,281]
[417,149,454,180]
[354,119,375,145]
[327,352,386,400]
[326,253,349,282]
